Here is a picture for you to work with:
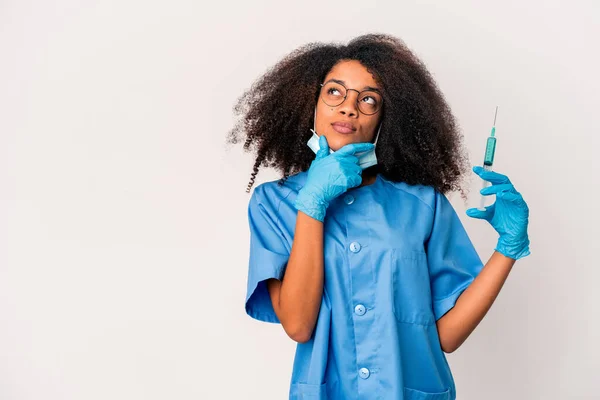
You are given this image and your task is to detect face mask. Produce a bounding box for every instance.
[306,107,381,169]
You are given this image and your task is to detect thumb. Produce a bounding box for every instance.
[316,135,330,159]
[466,206,493,220]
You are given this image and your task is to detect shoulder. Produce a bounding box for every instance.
[249,171,308,212]
[379,175,438,214]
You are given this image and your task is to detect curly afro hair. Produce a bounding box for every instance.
[227,33,471,197]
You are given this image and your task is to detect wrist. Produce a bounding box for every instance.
[496,236,531,260]
[295,189,328,222]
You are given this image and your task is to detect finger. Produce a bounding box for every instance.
[472,166,511,185]
[347,173,363,188]
[315,135,330,159]
[336,142,375,155]
[466,205,494,220]
[496,191,523,203]
[480,183,515,196]
[346,163,363,177]
[338,155,359,165]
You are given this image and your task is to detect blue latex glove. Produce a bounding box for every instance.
[294,135,374,222]
[466,166,531,260]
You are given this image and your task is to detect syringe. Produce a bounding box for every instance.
[478,106,498,211]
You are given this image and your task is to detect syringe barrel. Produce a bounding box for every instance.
[483,136,497,166]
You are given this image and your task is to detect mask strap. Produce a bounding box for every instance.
[373,121,382,145]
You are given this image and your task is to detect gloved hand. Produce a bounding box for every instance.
[466,166,531,260]
[294,135,374,222]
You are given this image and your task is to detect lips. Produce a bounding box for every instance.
[331,122,356,134]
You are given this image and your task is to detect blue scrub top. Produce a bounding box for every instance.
[245,171,484,400]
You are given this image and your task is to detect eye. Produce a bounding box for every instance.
[361,96,377,105]
[327,88,342,96]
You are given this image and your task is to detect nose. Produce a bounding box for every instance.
[338,89,360,117]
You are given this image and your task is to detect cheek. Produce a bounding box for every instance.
[365,120,379,138]
[315,108,334,131]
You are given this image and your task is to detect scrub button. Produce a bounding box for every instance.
[359,367,370,379]
[354,304,366,316]
[349,242,361,253]
[344,194,355,205]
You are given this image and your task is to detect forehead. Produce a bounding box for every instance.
[324,60,379,88]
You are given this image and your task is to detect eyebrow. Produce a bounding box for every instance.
[326,78,382,93]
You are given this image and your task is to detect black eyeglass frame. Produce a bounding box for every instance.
[318,80,384,115]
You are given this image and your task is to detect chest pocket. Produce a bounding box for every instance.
[391,248,435,326]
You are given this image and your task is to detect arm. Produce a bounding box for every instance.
[436,251,515,353]
[266,137,374,344]
[266,211,325,343]
[439,167,530,353]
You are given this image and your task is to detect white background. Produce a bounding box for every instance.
[1,1,598,399]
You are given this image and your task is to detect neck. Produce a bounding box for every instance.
[359,168,378,187]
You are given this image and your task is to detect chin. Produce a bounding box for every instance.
[326,136,359,151]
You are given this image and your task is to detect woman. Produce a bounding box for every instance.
[229,33,530,400]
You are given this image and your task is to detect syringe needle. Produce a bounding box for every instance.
[493,105,498,126]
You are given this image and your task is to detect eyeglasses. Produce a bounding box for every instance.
[319,79,383,115]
